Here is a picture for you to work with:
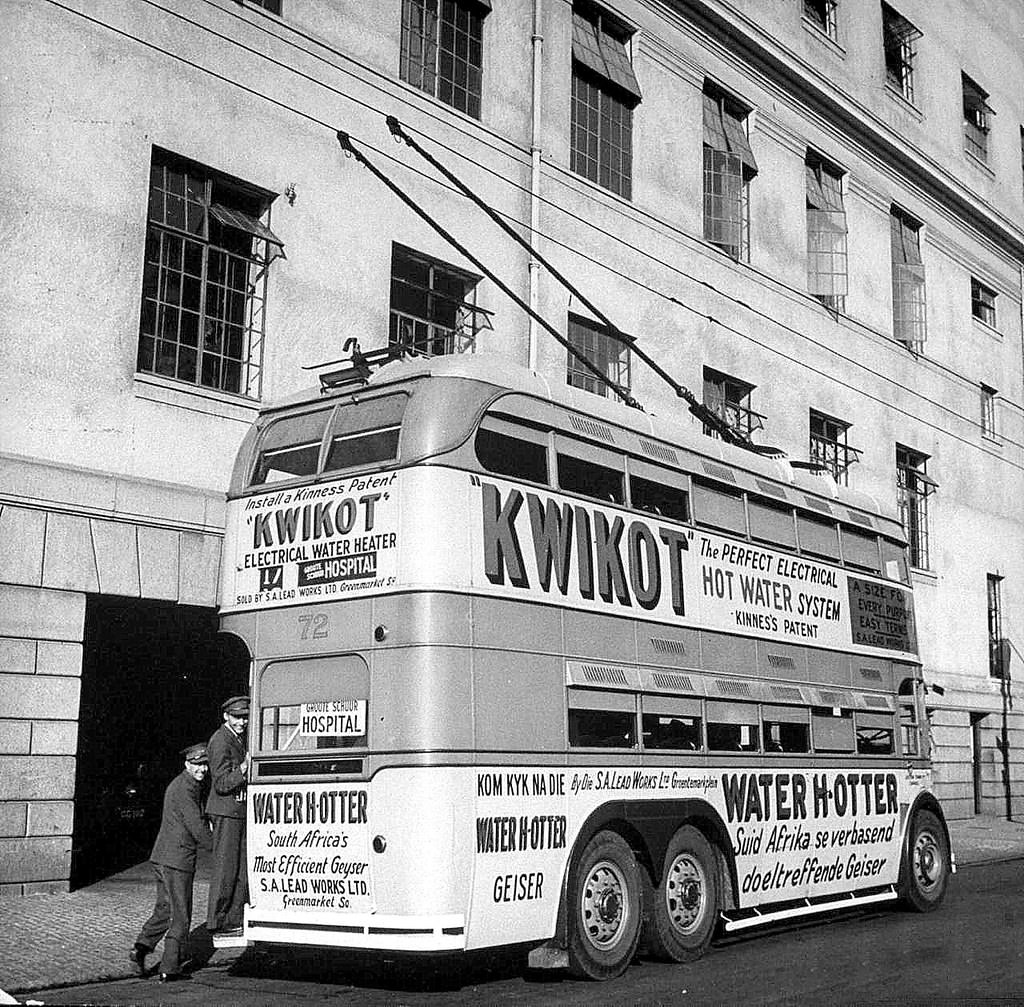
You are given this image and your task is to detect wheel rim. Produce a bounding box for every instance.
[664,852,708,935]
[581,858,630,950]
[913,828,943,894]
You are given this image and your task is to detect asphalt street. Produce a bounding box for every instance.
[29,857,1024,1006]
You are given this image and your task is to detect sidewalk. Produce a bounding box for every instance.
[1,816,1023,997]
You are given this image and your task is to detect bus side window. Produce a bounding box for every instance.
[761,705,810,753]
[811,707,855,752]
[855,712,895,754]
[693,480,746,536]
[557,454,624,504]
[881,538,911,584]
[630,475,689,522]
[706,701,759,752]
[749,499,797,549]
[475,425,548,484]
[842,527,881,572]
[568,689,636,748]
[642,714,702,750]
[797,514,841,561]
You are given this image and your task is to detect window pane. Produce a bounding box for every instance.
[557,453,624,504]
[643,714,702,751]
[476,427,549,484]
[569,708,636,748]
[693,481,746,535]
[630,475,690,523]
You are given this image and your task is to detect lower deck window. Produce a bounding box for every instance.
[856,712,895,755]
[706,701,759,752]
[642,714,702,751]
[812,707,855,752]
[569,708,636,748]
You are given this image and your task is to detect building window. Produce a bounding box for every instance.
[890,206,926,349]
[566,314,631,398]
[962,72,993,162]
[896,445,936,570]
[137,150,282,398]
[881,3,920,103]
[971,277,997,327]
[806,154,847,311]
[980,384,997,438]
[809,410,860,485]
[987,574,1005,678]
[570,2,641,199]
[388,245,486,357]
[400,0,487,118]
[803,0,838,40]
[703,87,757,261]
[703,367,763,441]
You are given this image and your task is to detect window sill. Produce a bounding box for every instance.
[972,317,1002,339]
[910,567,938,585]
[133,373,260,422]
[964,149,995,177]
[884,85,922,119]
[801,17,845,56]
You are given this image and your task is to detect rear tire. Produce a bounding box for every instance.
[567,831,642,981]
[643,825,719,962]
[900,809,950,912]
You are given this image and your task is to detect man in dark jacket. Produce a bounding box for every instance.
[206,695,250,935]
[129,744,213,982]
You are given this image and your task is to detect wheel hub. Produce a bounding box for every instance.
[597,889,621,924]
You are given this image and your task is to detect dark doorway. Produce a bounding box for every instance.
[71,595,250,889]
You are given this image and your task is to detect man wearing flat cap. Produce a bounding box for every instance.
[130,744,213,982]
[206,695,250,935]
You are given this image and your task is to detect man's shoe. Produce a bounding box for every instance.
[159,971,191,983]
[128,944,148,976]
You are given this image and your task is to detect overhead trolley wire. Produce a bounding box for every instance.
[43,0,1024,468]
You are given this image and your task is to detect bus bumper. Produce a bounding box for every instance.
[244,911,467,951]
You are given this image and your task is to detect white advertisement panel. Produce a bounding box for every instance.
[221,468,916,657]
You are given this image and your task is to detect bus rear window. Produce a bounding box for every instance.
[252,409,331,485]
[324,394,407,474]
[476,426,548,483]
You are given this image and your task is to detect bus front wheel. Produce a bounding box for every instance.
[567,830,642,981]
[900,809,950,912]
[643,825,719,962]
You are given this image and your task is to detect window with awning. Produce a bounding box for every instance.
[806,155,847,309]
[890,207,926,348]
[702,87,757,261]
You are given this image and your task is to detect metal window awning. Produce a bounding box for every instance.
[703,93,758,176]
[210,203,286,257]
[571,11,642,103]
[882,5,922,43]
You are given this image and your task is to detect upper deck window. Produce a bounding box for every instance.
[324,395,407,474]
[475,419,549,484]
[557,452,625,504]
[630,475,689,523]
[252,409,331,485]
[693,479,746,536]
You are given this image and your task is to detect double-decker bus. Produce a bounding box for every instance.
[219,352,951,981]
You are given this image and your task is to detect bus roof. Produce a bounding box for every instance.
[259,353,900,529]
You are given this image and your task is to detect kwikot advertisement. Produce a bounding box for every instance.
[221,468,916,658]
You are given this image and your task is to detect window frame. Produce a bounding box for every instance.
[702,87,757,262]
[896,444,934,570]
[987,573,1005,678]
[566,313,632,399]
[971,277,997,328]
[809,409,860,485]
[399,0,487,119]
[703,366,764,441]
[803,0,838,42]
[136,149,281,400]
[388,243,486,357]
[881,2,920,104]
[980,384,998,438]
[805,154,848,311]
[890,206,926,350]
[962,72,993,163]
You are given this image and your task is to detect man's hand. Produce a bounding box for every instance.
[240,756,250,775]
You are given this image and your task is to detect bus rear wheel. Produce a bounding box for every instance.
[900,809,950,912]
[644,826,719,962]
[567,830,642,981]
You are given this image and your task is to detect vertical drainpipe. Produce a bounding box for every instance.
[528,0,544,371]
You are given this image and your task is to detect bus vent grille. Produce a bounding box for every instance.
[639,438,678,464]
[863,695,890,709]
[847,510,873,527]
[651,672,695,693]
[859,666,883,681]
[769,685,804,702]
[651,637,688,655]
[766,654,796,670]
[803,495,833,514]
[715,679,752,697]
[702,461,738,483]
[580,664,630,686]
[755,479,787,499]
[568,414,615,443]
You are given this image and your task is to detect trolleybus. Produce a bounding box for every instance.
[219,352,951,980]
